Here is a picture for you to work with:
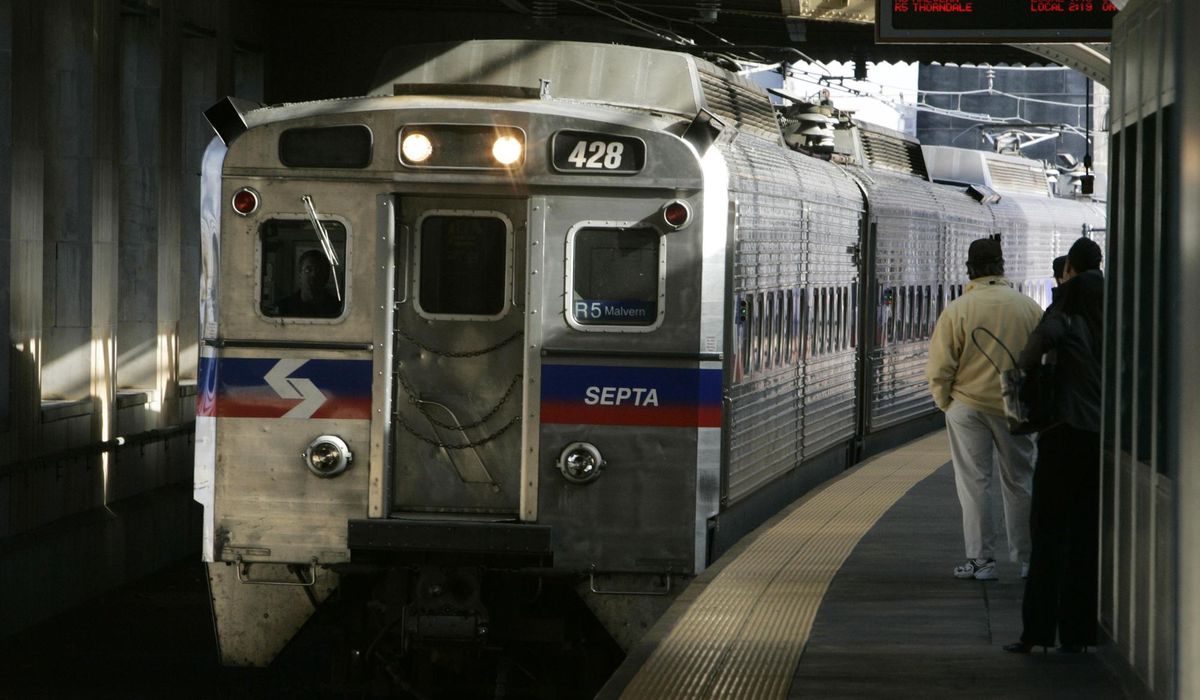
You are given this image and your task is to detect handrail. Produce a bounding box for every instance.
[0,421,195,477]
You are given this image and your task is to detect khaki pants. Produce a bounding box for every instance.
[944,401,1037,563]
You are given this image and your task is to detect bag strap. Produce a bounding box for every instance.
[970,327,1019,376]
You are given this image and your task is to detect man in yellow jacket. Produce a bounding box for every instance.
[927,237,1043,581]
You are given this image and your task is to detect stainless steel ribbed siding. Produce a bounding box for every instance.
[858,172,1105,434]
[992,195,1107,305]
[987,194,1106,311]
[856,172,996,432]
[727,367,802,503]
[722,133,864,504]
[802,203,862,458]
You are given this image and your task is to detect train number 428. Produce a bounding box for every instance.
[566,140,625,169]
[551,131,644,174]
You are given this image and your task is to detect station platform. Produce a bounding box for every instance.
[599,432,1129,699]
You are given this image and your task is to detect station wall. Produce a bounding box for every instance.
[0,0,264,636]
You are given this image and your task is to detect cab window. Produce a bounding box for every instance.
[259,219,347,319]
[417,214,509,317]
[571,227,660,327]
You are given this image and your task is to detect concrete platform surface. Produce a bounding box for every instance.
[789,462,1127,699]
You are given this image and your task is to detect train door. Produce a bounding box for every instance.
[389,196,527,517]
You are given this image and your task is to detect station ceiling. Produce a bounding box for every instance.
[261,0,1111,102]
[274,0,1058,68]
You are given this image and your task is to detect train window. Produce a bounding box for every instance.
[757,292,766,371]
[905,286,913,342]
[784,290,794,364]
[832,287,840,352]
[764,292,773,369]
[823,287,832,355]
[850,283,859,348]
[279,125,372,168]
[767,292,778,369]
[747,292,758,372]
[803,288,813,359]
[829,287,838,351]
[779,290,787,363]
[259,219,347,319]
[840,284,849,350]
[838,286,848,351]
[418,214,509,317]
[741,294,753,377]
[922,285,933,338]
[570,227,661,327]
[814,288,825,356]
[776,291,786,367]
[763,292,772,372]
[803,287,812,358]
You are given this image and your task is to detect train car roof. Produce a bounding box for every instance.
[368,40,784,144]
[922,145,1054,197]
[227,91,687,140]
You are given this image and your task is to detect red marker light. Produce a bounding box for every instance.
[662,200,690,229]
[231,188,259,216]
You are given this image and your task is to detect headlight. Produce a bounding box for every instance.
[401,132,433,163]
[557,442,604,484]
[303,435,353,478]
[492,135,523,166]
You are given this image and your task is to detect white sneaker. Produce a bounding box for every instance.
[954,558,998,580]
[1020,561,1030,579]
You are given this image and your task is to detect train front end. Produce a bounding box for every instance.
[194,41,728,669]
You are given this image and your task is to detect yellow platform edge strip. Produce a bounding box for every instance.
[621,431,950,699]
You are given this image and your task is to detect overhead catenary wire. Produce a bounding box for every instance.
[526,2,1094,137]
[776,61,1094,135]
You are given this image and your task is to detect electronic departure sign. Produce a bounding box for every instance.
[876,0,1119,43]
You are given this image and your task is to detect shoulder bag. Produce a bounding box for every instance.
[970,327,1056,435]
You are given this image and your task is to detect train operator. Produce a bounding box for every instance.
[276,249,341,318]
[926,238,1043,581]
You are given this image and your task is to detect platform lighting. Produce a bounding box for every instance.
[401,132,433,163]
[492,135,523,166]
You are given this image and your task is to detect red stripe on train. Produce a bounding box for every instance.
[197,396,371,419]
[540,402,721,427]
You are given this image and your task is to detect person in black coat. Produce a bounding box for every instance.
[1004,237,1104,654]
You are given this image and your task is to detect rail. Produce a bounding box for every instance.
[0,421,195,477]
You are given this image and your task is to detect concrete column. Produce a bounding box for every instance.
[41,0,92,401]
[177,30,216,382]
[89,0,118,500]
[1176,0,1200,694]
[116,7,161,398]
[8,0,44,449]
[157,0,181,424]
[0,0,12,433]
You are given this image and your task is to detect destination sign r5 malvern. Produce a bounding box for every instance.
[876,0,1120,42]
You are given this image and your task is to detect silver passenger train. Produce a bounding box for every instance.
[193,39,1104,685]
